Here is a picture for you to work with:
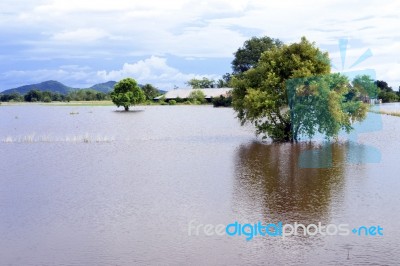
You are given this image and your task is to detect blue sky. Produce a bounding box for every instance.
[0,0,399,91]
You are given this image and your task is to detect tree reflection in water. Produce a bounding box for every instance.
[232,141,372,225]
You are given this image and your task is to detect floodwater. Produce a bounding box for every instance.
[0,104,399,265]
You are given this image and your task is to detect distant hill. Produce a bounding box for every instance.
[89,81,117,93]
[1,80,167,95]
[2,80,73,95]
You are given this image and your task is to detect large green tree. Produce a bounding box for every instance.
[232,36,283,75]
[232,37,368,142]
[111,78,145,111]
[142,84,160,100]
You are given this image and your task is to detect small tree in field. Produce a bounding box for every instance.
[188,89,206,104]
[111,78,145,111]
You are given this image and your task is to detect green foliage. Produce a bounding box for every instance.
[379,91,399,103]
[51,92,64,101]
[42,96,52,103]
[216,79,225,88]
[188,89,206,104]
[111,78,145,111]
[375,80,392,92]
[0,92,24,102]
[375,80,399,102]
[169,99,177,105]
[189,77,213,88]
[232,36,283,74]
[352,75,378,99]
[212,95,232,107]
[1,89,109,103]
[142,83,160,100]
[175,96,184,103]
[186,77,215,88]
[345,75,379,102]
[216,73,232,88]
[157,95,167,105]
[67,89,109,101]
[232,37,367,142]
[287,74,368,140]
[24,89,42,102]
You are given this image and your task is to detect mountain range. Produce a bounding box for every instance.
[0,80,118,95]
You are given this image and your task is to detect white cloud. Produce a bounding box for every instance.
[0,0,399,88]
[97,56,218,89]
[1,68,97,89]
[0,56,219,90]
[51,28,109,43]
[33,0,187,13]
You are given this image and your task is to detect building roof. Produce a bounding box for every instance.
[154,88,232,100]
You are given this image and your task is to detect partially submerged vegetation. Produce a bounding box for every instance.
[231,36,374,142]
[1,133,115,143]
[1,35,399,141]
[0,89,110,103]
[110,78,145,111]
[0,81,164,105]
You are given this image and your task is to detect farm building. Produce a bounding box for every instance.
[154,88,232,101]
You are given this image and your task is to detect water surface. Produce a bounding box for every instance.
[0,104,399,265]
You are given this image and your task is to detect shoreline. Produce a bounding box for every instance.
[369,110,400,117]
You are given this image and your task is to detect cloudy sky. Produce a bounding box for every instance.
[0,0,399,91]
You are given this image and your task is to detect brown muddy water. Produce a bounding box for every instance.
[0,104,399,265]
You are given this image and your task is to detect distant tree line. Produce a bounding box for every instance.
[212,93,232,107]
[375,80,400,103]
[0,83,163,103]
[184,75,233,107]
[185,74,231,89]
[0,92,24,102]
[0,89,110,102]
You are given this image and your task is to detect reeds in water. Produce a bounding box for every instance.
[1,133,115,143]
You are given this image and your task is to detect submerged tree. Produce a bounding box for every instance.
[111,78,145,111]
[142,83,160,101]
[287,74,368,141]
[232,36,283,75]
[232,37,368,142]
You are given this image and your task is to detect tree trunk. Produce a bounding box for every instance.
[124,106,129,111]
